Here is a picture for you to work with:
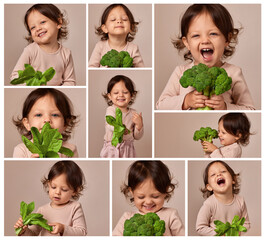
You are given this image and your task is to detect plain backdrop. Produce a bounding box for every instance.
[89,70,152,158]
[155,112,261,158]
[4,88,86,158]
[155,4,261,109]
[188,160,261,236]
[88,4,152,68]
[112,160,185,233]
[4,160,109,236]
[4,4,86,86]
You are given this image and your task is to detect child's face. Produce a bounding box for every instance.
[182,12,228,67]
[48,173,75,208]
[27,10,61,46]
[23,94,65,133]
[101,6,131,39]
[130,178,166,214]
[218,120,240,146]
[108,81,132,111]
[206,162,235,195]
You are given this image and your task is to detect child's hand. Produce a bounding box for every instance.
[205,95,227,110]
[49,222,64,235]
[30,153,40,158]
[183,90,208,110]
[202,141,218,153]
[14,217,27,235]
[132,112,143,131]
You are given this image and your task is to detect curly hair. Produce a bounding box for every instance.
[172,4,241,61]
[201,160,240,199]
[95,4,139,42]
[13,88,78,141]
[24,4,68,43]
[42,160,85,200]
[121,161,177,203]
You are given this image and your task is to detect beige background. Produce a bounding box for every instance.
[155,112,261,158]
[155,4,261,109]
[4,160,109,236]
[4,4,86,86]
[4,88,86,158]
[112,160,185,232]
[88,4,152,68]
[188,160,261,236]
[89,70,152,158]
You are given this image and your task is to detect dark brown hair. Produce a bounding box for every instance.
[219,113,251,146]
[121,161,177,202]
[24,4,68,43]
[102,75,138,106]
[172,4,240,61]
[42,160,85,200]
[201,160,240,199]
[13,88,77,141]
[95,4,139,42]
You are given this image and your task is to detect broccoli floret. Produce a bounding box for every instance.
[193,127,218,142]
[123,212,166,236]
[100,49,133,67]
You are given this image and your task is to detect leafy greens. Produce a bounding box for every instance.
[106,107,130,147]
[22,122,74,158]
[15,201,53,235]
[10,64,55,86]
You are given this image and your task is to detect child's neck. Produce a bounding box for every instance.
[38,41,60,53]
[113,104,129,113]
[108,36,127,52]
[214,191,234,204]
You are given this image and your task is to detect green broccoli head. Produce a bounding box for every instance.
[214,72,232,95]
[122,55,133,67]
[193,127,218,142]
[100,49,133,68]
[123,212,166,236]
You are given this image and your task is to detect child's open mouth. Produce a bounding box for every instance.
[143,204,155,211]
[201,48,214,62]
[217,178,226,186]
[38,31,47,37]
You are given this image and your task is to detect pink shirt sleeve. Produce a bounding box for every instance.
[61,50,76,86]
[112,212,134,236]
[88,41,103,67]
[209,143,242,158]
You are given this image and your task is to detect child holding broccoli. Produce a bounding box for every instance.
[156,4,255,110]
[100,75,143,158]
[196,160,250,236]
[202,113,251,158]
[14,160,87,236]
[10,4,76,85]
[112,161,185,236]
[89,4,144,67]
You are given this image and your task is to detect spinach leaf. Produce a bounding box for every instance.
[106,107,130,147]
[10,64,55,86]
[22,122,73,158]
[15,201,53,235]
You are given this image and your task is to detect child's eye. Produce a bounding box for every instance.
[41,20,46,24]
[137,196,144,199]
[30,26,35,31]
[211,173,215,177]
[210,32,218,36]
[62,189,68,192]
[152,196,159,199]
[52,113,60,117]
[191,34,199,38]
[35,113,42,117]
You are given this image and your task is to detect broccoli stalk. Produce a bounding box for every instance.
[123,212,165,236]
[100,50,133,67]
[179,63,232,110]
[193,127,218,142]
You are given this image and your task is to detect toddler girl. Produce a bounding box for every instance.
[100,75,143,158]
[89,4,144,67]
[156,4,255,110]
[202,113,251,158]
[14,160,87,236]
[196,160,250,235]
[113,160,185,236]
[10,4,76,85]
[13,88,78,158]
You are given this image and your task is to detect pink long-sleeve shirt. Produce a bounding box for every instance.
[21,201,87,236]
[10,42,76,86]
[112,207,185,236]
[196,194,250,236]
[89,40,145,67]
[156,62,255,110]
[204,142,242,158]
[13,141,78,158]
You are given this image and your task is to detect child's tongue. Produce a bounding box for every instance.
[202,50,213,62]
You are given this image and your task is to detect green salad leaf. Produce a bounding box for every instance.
[22,122,74,158]
[10,64,55,86]
[106,107,130,147]
[214,215,247,236]
[15,201,53,236]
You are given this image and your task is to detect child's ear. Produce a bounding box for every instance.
[206,184,213,192]
[22,118,31,131]
[57,18,63,29]
[101,24,108,34]
[235,133,242,141]
[182,37,190,50]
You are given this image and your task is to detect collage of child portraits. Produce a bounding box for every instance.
[1,1,263,239]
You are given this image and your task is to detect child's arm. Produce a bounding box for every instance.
[132,112,144,140]
[88,42,103,67]
[241,198,251,233]
[202,141,218,153]
[62,52,76,86]
[208,143,242,158]
[112,212,132,236]
[131,45,145,67]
